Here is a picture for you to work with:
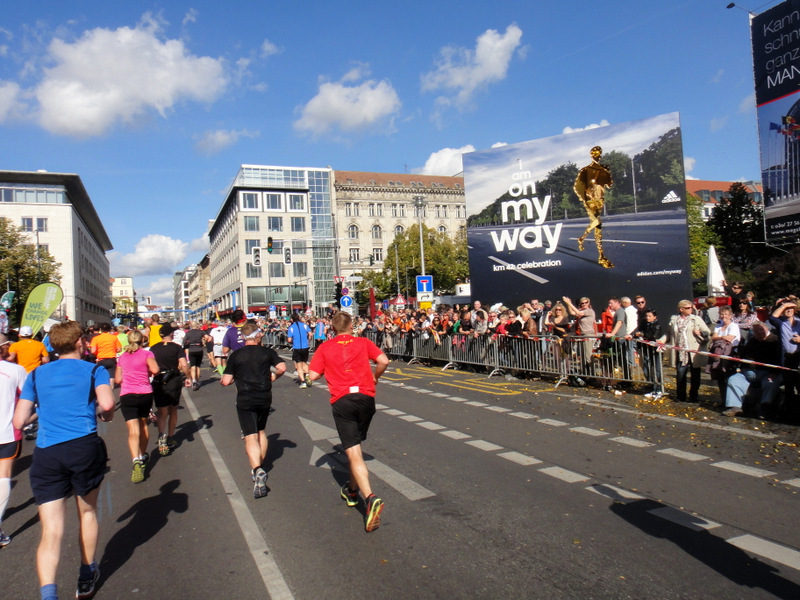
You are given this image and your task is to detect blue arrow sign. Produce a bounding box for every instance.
[416,275,433,293]
[339,296,353,308]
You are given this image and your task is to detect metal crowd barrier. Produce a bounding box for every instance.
[263,331,289,349]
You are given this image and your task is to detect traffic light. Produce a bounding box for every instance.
[267,237,273,253]
[252,247,262,267]
[334,282,343,303]
[283,246,292,265]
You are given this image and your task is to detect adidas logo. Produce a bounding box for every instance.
[661,190,680,204]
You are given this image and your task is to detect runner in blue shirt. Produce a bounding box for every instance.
[287,313,311,388]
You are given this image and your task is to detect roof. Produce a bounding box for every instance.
[334,170,463,190]
[685,179,762,201]
[0,170,113,251]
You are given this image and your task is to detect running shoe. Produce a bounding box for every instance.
[131,459,145,484]
[365,495,384,533]
[0,530,10,547]
[216,365,225,376]
[141,452,150,465]
[253,468,267,499]
[192,381,200,391]
[305,374,312,388]
[76,567,100,599]
[340,484,359,507]
[167,437,177,451]
[158,434,169,456]
[299,382,307,389]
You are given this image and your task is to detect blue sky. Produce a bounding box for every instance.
[0,0,770,303]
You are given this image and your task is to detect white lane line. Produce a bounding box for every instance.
[657,448,710,462]
[440,430,471,440]
[498,451,542,466]
[465,439,504,452]
[403,386,420,391]
[485,406,512,413]
[417,421,446,431]
[383,409,406,416]
[610,436,655,448]
[728,535,800,571]
[448,396,468,402]
[711,461,777,478]
[429,392,450,397]
[538,418,568,427]
[415,389,434,394]
[648,506,721,531]
[375,403,389,410]
[783,478,800,489]
[569,426,608,437]
[539,467,589,483]
[586,483,646,504]
[510,412,538,419]
[465,401,489,407]
[400,415,423,422]
[182,391,295,600]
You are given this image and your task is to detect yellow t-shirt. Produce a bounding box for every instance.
[148,323,163,346]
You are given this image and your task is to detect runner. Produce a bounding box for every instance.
[309,311,390,532]
[183,321,206,390]
[209,321,229,376]
[220,322,286,498]
[0,333,27,547]
[115,329,159,483]
[8,325,49,372]
[221,309,247,361]
[90,322,122,382]
[287,313,312,388]
[13,321,115,600]
[150,324,192,456]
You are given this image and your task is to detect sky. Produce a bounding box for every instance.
[0,0,775,304]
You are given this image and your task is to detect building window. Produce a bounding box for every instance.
[246,263,262,278]
[373,248,383,262]
[244,216,260,232]
[434,205,441,218]
[291,216,306,232]
[394,225,404,236]
[287,193,306,211]
[267,216,283,232]
[441,205,448,218]
[292,240,307,255]
[269,262,285,278]
[38,244,49,254]
[293,262,307,278]
[375,203,383,217]
[245,239,260,254]
[265,193,282,210]
[20,217,33,232]
[371,225,382,240]
[348,224,359,240]
[349,248,360,262]
[241,192,259,210]
[36,218,48,232]
[438,225,447,234]
[414,205,426,218]
[455,205,465,219]
[368,203,376,217]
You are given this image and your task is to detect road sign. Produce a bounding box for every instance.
[395,294,405,306]
[416,275,433,294]
[341,287,349,296]
[418,291,434,302]
[339,295,353,308]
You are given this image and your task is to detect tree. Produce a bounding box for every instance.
[0,218,62,325]
[708,182,766,273]
[685,193,720,296]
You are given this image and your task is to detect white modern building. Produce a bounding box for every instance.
[0,170,113,324]
[173,264,197,317]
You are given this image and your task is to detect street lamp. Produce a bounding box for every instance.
[413,195,427,275]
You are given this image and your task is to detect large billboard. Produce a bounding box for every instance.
[462,112,692,321]
[752,0,800,243]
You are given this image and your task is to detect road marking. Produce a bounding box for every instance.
[298,416,338,442]
[783,478,800,488]
[485,406,512,413]
[648,506,720,531]
[415,389,434,394]
[183,391,295,600]
[510,412,538,419]
[417,421,446,431]
[610,436,655,448]
[400,415,423,422]
[569,426,608,437]
[727,535,800,571]
[498,451,542,466]
[383,409,406,416]
[429,392,450,397]
[437,380,523,396]
[465,401,489,407]
[447,396,468,402]
[586,483,646,504]
[375,403,389,409]
[440,430,471,440]
[465,439,504,452]
[309,445,344,470]
[363,458,436,501]
[538,418,568,427]
[539,467,589,483]
[403,386,420,391]
[710,461,777,478]
[657,448,709,461]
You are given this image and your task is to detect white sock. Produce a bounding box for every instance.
[0,478,10,524]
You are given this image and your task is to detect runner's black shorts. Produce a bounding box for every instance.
[120,393,154,421]
[153,376,183,408]
[187,352,203,368]
[292,348,310,363]
[30,433,108,504]
[331,393,376,450]
[236,402,271,436]
[0,440,21,461]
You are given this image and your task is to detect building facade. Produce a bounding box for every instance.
[110,275,137,318]
[686,180,763,221]
[186,254,212,321]
[0,170,113,324]
[173,264,197,318]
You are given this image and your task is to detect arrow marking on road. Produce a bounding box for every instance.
[299,416,338,441]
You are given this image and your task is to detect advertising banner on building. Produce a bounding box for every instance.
[461,112,692,322]
[752,0,800,243]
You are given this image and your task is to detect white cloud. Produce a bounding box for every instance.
[490,142,507,148]
[188,235,209,252]
[709,69,724,84]
[684,156,696,179]
[195,128,259,155]
[421,24,523,110]
[562,119,610,134]
[0,81,25,122]
[738,93,755,114]
[417,145,476,176]
[710,116,728,132]
[140,277,176,305]
[261,39,279,58]
[182,9,198,27]
[110,234,190,277]
[35,14,228,138]
[294,65,401,136]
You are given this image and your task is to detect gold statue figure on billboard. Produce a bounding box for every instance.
[574,145,614,268]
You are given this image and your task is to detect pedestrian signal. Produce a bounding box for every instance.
[252,247,262,267]
[283,246,292,265]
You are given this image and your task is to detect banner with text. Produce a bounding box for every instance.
[461,112,692,321]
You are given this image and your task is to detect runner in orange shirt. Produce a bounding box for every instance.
[90,323,122,381]
[8,326,49,373]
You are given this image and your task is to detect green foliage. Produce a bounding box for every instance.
[0,218,62,325]
[686,193,720,294]
[708,182,766,273]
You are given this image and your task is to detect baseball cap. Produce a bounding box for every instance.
[19,326,33,337]
[159,323,177,338]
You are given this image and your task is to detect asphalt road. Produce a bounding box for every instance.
[2,358,800,599]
